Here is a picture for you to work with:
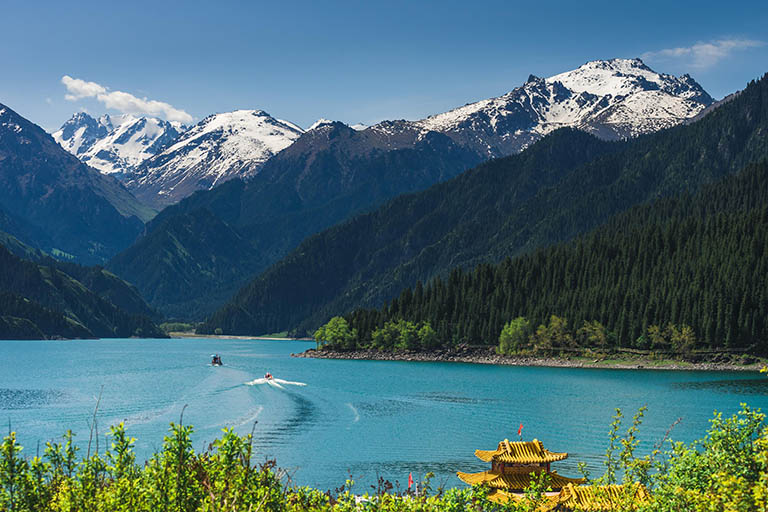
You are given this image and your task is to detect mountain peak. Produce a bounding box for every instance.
[579,57,649,71]
[125,108,304,208]
[545,58,711,103]
[72,111,97,122]
[416,59,713,155]
[308,118,337,131]
[196,110,303,133]
[0,103,28,135]
[53,112,183,174]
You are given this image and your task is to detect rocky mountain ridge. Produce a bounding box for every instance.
[0,103,152,263]
[52,112,183,176]
[54,59,712,208]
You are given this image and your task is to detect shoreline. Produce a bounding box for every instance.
[168,332,311,341]
[292,347,766,372]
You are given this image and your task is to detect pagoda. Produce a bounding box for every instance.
[549,483,651,511]
[456,438,585,502]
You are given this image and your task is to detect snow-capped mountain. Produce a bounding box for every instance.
[307,118,335,131]
[307,118,369,131]
[124,110,303,207]
[404,58,713,156]
[55,58,711,209]
[52,113,184,176]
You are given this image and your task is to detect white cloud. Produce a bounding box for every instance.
[61,76,107,100]
[642,38,766,70]
[61,75,193,124]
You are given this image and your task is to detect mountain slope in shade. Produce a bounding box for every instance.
[108,125,481,319]
[197,72,767,336]
[0,243,165,339]
[125,110,304,207]
[52,112,183,176]
[0,103,153,263]
[109,59,715,319]
[0,228,45,261]
[344,160,768,351]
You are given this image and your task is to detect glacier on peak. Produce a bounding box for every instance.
[413,58,713,155]
[122,109,305,208]
[308,118,336,130]
[52,112,184,175]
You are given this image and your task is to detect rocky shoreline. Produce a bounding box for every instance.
[292,346,765,372]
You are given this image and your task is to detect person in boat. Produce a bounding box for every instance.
[212,354,222,365]
[264,372,273,380]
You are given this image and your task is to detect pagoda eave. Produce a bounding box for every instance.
[456,470,585,491]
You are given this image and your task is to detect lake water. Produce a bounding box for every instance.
[2,337,767,492]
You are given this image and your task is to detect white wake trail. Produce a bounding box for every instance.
[347,402,360,423]
[272,378,306,387]
[232,406,263,427]
[245,377,306,388]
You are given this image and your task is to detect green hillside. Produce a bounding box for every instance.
[108,127,483,319]
[341,161,768,352]
[0,103,151,264]
[200,73,768,336]
[0,244,165,339]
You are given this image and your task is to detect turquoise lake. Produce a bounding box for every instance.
[2,337,767,492]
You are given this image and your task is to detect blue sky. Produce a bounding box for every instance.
[2,0,767,131]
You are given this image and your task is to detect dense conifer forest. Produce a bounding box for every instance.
[0,244,165,339]
[338,161,768,354]
[200,73,768,337]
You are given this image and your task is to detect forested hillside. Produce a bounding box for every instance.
[338,161,768,352]
[200,73,768,336]
[0,103,153,264]
[0,244,165,339]
[109,126,482,319]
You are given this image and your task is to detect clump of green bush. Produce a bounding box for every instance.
[314,317,439,352]
[0,419,516,511]
[3,404,768,511]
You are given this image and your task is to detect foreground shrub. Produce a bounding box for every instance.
[2,404,768,511]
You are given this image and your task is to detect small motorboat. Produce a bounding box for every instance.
[211,354,223,366]
[264,372,273,380]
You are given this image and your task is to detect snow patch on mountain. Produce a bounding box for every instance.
[124,110,304,207]
[414,58,713,155]
[50,58,713,208]
[0,107,24,134]
[52,113,183,175]
[308,118,336,131]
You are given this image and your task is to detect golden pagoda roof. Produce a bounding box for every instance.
[483,484,650,511]
[487,490,563,510]
[486,489,522,505]
[456,470,585,491]
[551,483,651,511]
[475,438,568,464]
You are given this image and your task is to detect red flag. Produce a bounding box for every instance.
[518,423,523,436]
[408,472,413,489]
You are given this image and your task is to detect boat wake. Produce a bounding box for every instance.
[231,406,264,427]
[245,378,307,389]
[347,402,360,423]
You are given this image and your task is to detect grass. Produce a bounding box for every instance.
[259,331,290,339]
[160,322,197,334]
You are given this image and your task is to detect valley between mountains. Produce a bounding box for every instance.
[3,58,767,360]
